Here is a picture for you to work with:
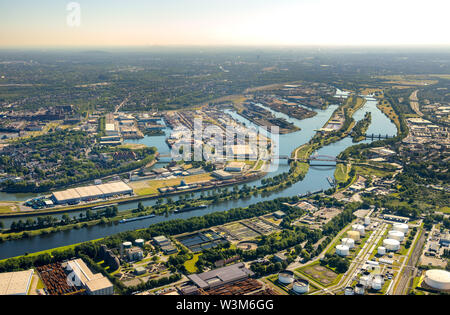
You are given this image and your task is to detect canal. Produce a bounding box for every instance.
[0,94,397,259]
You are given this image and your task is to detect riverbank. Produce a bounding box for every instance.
[0,93,399,260]
[0,171,267,219]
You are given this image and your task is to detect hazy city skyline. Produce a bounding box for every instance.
[1,0,450,47]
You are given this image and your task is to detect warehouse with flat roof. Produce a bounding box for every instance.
[52,181,133,204]
[187,263,254,291]
[0,269,34,295]
[65,258,114,295]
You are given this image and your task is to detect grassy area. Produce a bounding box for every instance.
[353,165,393,178]
[296,261,340,287]
[440,206,450,214]
[184,253,201,273]
[0,204,17,214]
[130,173,214,196]
[377,99,401,132]
[334,163,350,183]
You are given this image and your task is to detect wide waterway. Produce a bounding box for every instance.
[0,94,397,259]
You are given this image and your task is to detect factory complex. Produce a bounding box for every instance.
[51,181,133,205]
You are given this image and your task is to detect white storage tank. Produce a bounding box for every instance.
[347,230,360,241]
[122,241,132,249]
[355,284,365,295]
[383,238,400,251]
[344,287,354,295]
[424,269,450,291]
[278,271,294,285]
[364,216,371,226]
[371,275,384,291]
[377,246,387,255]
[135,239,145,247]
[293,279,309,294]
[341,238,355,249]
[336,244,350,257]
[388,230,405,242]
[393,223,409,234]
[360,274,372,287]
[352,224,365,236]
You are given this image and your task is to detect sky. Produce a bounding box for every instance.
[0,0,449,47]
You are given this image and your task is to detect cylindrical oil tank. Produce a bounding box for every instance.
[377,246,386,255]
[424,269,450,291]
[347,230,360,241]
[393,223,409,234]
[360,275,372,287]
[355,284,365,295]
[344,287,354,295]
[293,279,309,294]
[364,216,371,226]
[278,270,294,285]
[122,241,132,249]
[383,238,400,251]
[341,238,355,249]
[352,224,365,236]
[388,230,405,242]
[336,244,350,257]
[371,275,384,291]
[135,239,145,247]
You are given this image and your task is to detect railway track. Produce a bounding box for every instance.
[393,231,425,295]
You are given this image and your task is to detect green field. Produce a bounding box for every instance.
[334,163,350,183]
[184,253,201,273]
[296,261,340,287]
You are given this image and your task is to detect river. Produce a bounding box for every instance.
[0,94,397,259]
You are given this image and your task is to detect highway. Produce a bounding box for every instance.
[409,90,423,117]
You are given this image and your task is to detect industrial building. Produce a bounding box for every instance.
[52,181,133,204]
[64,259,114,295]
[225,161,246,172]
[153,235,178,254]
[0,269,34,295]
[184,263,254,293]
[212,170,233,180]
[125,247,144,261]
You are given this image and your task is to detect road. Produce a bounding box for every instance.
[390,228,425,295]
[115,93,131,113]
[409,90,423,117]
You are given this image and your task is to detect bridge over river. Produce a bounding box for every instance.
[278,154,345,164]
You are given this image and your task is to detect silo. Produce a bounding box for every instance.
[278,270,294,285]
[388,230,405,242]
[352,224,365,236]
[347,230,360,241]
[122,241,132,249]
[377,246,386,255]
[355,284,365,295]
[364,216,371,226]
[393,223,409,234]
[336,244,350,257]
[293,279,309,294]
[383,239,400,251]
[341,238,355,249]
[344,287,354,295]
[135,239,145,247]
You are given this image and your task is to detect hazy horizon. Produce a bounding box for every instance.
[1,0,450,48]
